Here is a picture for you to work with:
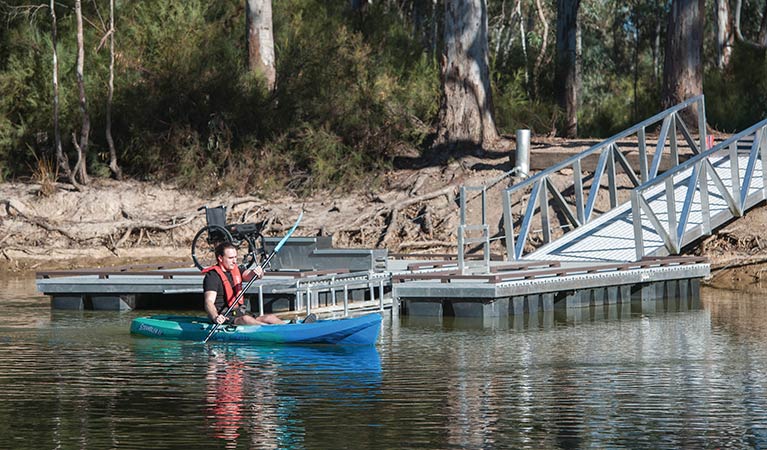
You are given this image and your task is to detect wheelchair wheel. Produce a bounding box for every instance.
[241,233,269,270]
[191,225,233,270]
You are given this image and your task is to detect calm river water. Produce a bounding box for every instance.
[2,275,767,449]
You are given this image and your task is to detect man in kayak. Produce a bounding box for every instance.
[203,242,286,325]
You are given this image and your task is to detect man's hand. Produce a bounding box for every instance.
[250,265,264,279]
[215,314,227,325]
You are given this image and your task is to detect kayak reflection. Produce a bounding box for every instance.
[130,339,382,448]
[205,344,383,448]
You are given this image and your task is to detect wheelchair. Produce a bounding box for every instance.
[191,205,268,270]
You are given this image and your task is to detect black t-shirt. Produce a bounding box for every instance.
[203,265,245,311]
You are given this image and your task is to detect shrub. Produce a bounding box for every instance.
[706,43,767,132]
[494,71,560,136]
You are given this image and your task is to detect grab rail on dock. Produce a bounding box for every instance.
[266,270,391,317]
[499,96,707,261]
[631,119,767,258]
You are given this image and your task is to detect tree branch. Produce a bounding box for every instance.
[734,0,767,49]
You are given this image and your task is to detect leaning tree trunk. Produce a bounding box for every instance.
[50,0,77,188]
[715,0,733,69]
[246,0,276,91]
[73,0,90,185]
[554,0,580,138]
[434,0,498,151]
[533,0,549,99]
[106,0,122,180]
[662,0,704,124]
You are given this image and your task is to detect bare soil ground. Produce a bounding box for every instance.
[1,136,764,290]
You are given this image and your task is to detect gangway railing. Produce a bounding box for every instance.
[264,270,390,317]
[631,119,767,259]
[457,185,491,273]
[501,95,707,260]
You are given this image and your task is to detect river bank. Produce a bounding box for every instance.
[2,137,766,291]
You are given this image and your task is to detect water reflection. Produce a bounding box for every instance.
[129,338,383,449]
[392,296,729,448]
[205,349,255,446]
[5,274,767,448]
[400,296,704,332]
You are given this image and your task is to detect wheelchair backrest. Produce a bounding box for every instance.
[205,206,227,228]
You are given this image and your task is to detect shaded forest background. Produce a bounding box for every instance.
[1,0,767,194]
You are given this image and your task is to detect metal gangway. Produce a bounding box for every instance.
[458,95,767,266]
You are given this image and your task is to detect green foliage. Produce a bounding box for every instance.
[3,0,767,190]
[257,0,434,191]
[577,0,664,137]
[0,28,53,175]
[705,43,767,132]
[580,76,661,137]
[494,70,560,135]
[253,125,373,194]
[0,0,437,190]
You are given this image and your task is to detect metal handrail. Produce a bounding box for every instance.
[457,185,490,273]
[631,119,767,258]
[501,95,707,260]
[267,270,390,317]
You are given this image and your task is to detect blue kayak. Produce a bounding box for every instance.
[130,313,382,345]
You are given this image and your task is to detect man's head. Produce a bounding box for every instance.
[215,242,238,271]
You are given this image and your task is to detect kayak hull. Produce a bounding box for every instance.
[130,313,382,345]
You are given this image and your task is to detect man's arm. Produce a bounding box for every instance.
[242,265,264,282]
[204,290,225,324]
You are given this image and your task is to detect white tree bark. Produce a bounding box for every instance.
[734,0,767,49]
[246,0,276,91]
[517,0,528,88]
[106,0,122,179]
[715,0,733,69]
[50,0,77,188]
[74,0,90,185]
[435,0,498,150]
[532,0,549,99]
[652,20,661,83]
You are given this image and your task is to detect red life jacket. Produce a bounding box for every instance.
[202,264,243,307]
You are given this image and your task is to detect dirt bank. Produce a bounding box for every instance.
[2,137,765,290]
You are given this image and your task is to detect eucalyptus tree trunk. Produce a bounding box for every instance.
[106,0,122,180]
[516,0,529,89]
[246,0,276,91]
[73,0,90,185]
[662,0,704,124]
[431,0,439,61]
[652,20,661,84]
[532,0,549,99]
[434,0,498,150]
[715,0,733,69]
[50,0,76,187]
[554,0,580,138]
